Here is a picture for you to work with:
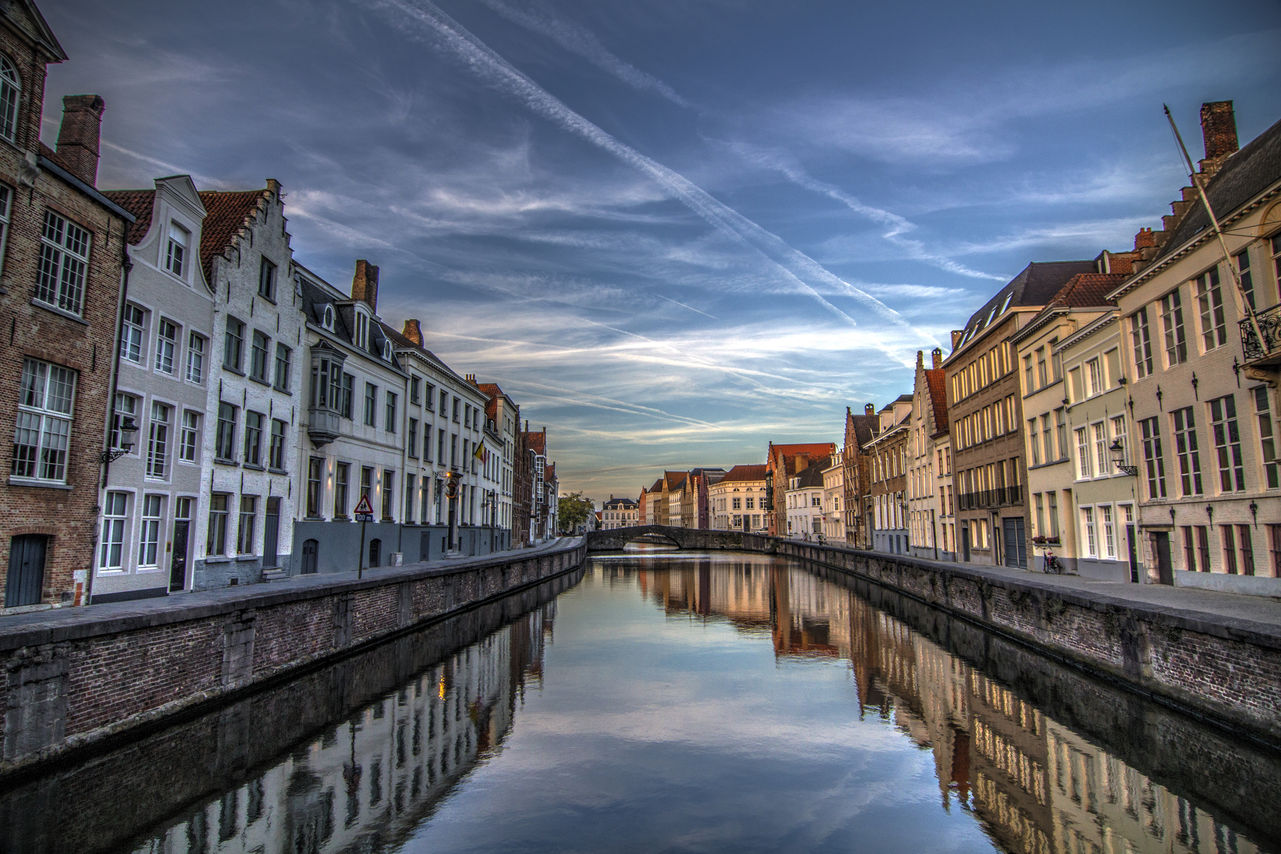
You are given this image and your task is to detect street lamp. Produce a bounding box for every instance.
[1109,439,1137,476]
[99,417,137,464]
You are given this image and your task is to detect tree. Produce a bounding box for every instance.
[558,492,595,534]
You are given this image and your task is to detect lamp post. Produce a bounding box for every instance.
[99,417,138,464]
[1108,439,1138,476]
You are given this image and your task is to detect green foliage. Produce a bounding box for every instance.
[558,491,595,533]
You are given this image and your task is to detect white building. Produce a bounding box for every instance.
[601,496,639,529]
[785,460,825,540]
[709,464,768,532]
[97,176,217,600]
[821,452,844,543]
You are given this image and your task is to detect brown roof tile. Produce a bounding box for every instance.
[1048,272,1126,308]
[721,464,767,483]
[925,369,949,435]
[102,189,155,245]
[197,188,273,284]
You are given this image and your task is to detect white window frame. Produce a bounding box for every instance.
[154,317,178,374]
[138,494,164,568]
[12,358,75,483]
[186,332,206,384]
[35,210,91,316]
[164,221,190,279]
[179,410,200,463]
[99,491,129,571]
[146,401,171,479]
[121,303,147,364]
[0,55,19,143]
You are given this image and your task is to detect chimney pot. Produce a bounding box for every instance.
[931,348,943,369]
[1200,100,1238,165]
[865,403,874,416]
[401,318,422,346]
[55,94,105,186]
[352,259,380,309]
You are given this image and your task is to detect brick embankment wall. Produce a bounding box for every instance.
[772,540,1281,746]
[0,541,586,775]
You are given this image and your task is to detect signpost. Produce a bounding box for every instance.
[354,493,374,578]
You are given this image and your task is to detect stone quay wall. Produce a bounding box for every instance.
[0,540,586,776]
[768,539,1281,746]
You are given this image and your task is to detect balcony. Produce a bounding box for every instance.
[1239,304,1281,368]
[307,408,340,446]
[957,485,1023,511]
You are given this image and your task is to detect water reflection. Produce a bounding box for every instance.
[634,555,1277,853]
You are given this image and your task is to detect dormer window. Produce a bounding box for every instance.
[0,56,19,143]
[164,222,190,278]
[322,304,334,331]
[355,310,370,351]
[382,339,392,361]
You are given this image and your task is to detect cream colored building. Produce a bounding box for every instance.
[820,453,844,543]
[785,460,825,539]
[709,464,768,532]
[1109,102,1281,593]
[907,349,952,560]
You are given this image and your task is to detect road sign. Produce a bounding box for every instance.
[354,494,373,517]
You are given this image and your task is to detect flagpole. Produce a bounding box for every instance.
[1163,104,1265,355]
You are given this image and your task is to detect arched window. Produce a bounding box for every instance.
[322,304,334,331]
[368,538,381,567]
[0,56,19,143]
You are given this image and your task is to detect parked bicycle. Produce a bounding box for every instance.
[1042,549,1062,574]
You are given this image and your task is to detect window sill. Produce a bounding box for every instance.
[7,476,72,490]
[222,366,244,377]
[249,376,271,387]
[268,467,288,476]
[214,458,238,467]
[205,556,233,564]
[31,299,89,325]
[243,463,265,472]
[235,555,258,562]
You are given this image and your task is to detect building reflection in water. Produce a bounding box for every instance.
[131,602,554,854]
[636,557,1266,854]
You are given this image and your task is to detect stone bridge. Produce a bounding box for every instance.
[585,525,775,553]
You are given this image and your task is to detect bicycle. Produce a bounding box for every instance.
[1042,550,1062,574]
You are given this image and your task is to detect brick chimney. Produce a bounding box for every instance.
[352,260,379,309]
[915,350,924,368]
[55,95,105,186]
[864,403,874,416]
[931,348,943,369]
[401,318,422,346]
[1199,101,1238,175]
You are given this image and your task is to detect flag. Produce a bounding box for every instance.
[473,441,488,464]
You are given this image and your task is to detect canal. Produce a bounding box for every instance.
[2,551,1278,853]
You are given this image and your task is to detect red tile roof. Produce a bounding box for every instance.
[1048,272,1126,308]
[664,470,687,490]
[197,189,273,284]
[721,464,767,483]
[648,478,664,493]
[102,189,155,245]
[523,430,546,455]
[925,369,949,435]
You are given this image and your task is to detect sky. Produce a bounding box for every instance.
[42,0,1281,502]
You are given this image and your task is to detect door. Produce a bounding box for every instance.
[301,539,318,574]
[1126,524,1139,583]
[5,534,47,607]
[1154,532,1173,585]
[961,525,971,562]
[263,497,281,569]
[169,498,192,592]
[1002,517,1027,568]
[369,538,381,568]
[420,532,430,561]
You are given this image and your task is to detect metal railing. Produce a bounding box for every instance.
[1240,303,1281,361]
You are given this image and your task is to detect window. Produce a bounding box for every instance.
[1253,386,1279,489]
[405,474,416,522]
[424,425,433,461]
[732,497,741,510]
[0,55,19,142]
[1023,354,1034,389]
[269,419,286,470]
[0,183,11,279]
[111,392,138,453]
[1195,266,1227,351]
[139,494,164,567]
[179,410,200,463]
[360,467,373,511]
[35,210,91,315]
[237,495,257,554]
[146,401,171,478]
[1222,525,1238,574]
[99,491,128,570]
[408,418,418,458]
[1159,290,1187,366]
[1093,422,1108,477]
[453,398,460,422]
[154,318,178,374]
[1047,491,1060,538]
[746,497,755,510]
[250,330,270,383]
[186,333,206,384]
[1136,306,1161,375]
[1054,408,1067,462]
[207,493,230,556]
[243,411,263,467]
[335,462,350,517]
[306,457,322,517]
[340,373,354,419]
[1085,358,1103,397]
[215,402,237,462]
[1028,419,1041,466]
[385,391,397,433]
[1171,407,1202,496]
[1236,250,1255,310]
[121,303,147,363]
[1238,525,1255,576]
[274,344,291,391]
[354,311,369,351]
[223,317,245,372]
[1082,507,1097,557]
[410,376,421,404]
[364,383,377,426]
[437,430,446,465]
[165,222,190,278]
[1100,505,1115,559]
[1207,394,1244,492]
[382,470,394,520]
[1184,526,1204,572]
[258,257,276,301]
[1270,525,1281,577]
[1139,417,1167,500]
[12,359,75,483]
[1075,427,1091,479]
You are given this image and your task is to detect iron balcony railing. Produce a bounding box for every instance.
[957,485,1023,511]
[1240,303,1281,363]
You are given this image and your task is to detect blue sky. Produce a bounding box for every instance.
[43,0,1281,501]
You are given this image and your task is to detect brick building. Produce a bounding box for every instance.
[842,404,880,548]
[1,1,133,609]
[765,442,836,536]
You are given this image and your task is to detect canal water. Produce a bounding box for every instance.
[2,552,1278,853]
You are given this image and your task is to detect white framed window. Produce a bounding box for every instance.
[1075,427,1091,479]
[146,401,171,479]
[154,318,177,374]
[1159,289,1187,366]
[269,418,287,471]
[1093,422,1108,477]
[250,330,270,383]
[223,316,244,371]
[186,332,206,384]
[1196,266,1227,351]
[322,304,334,331]
[1208,394,1245,492]
[1100,505,1116,558]
[355,310,370,350]
[138,494,164,567]
[1253,386,1280,490]
[179,410,200,463]
[1130,308,1153,378]
[274,343,291,392]
[0,55,19,142]
[164,222,190,278]
[1081,507,1097,557]
[1140,417,1167,500]
[121,303,146,363]
[207,493,230,556]
[35,210,91,315]
[12,358,75,483]
[243,410,264,467]
[0,182,12,279]
[237,495,257,554]
[111,392,138,453]
[1171,407,1203,496]
[1084,358,1103,398]
[99,491,129,571]
[258,257,276,301]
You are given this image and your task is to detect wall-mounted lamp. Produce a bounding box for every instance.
[1190,372,1199,399]
[99,417,137,464]
[1155,385,1164,408]
[1108,439,1137,476]
[1206,504,1214,524]
[1169,506,1176,524]
[1249,500,1259,525]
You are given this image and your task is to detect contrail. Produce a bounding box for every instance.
[371,0,932,364]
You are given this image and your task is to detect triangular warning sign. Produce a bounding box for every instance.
[354,494,373,516]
